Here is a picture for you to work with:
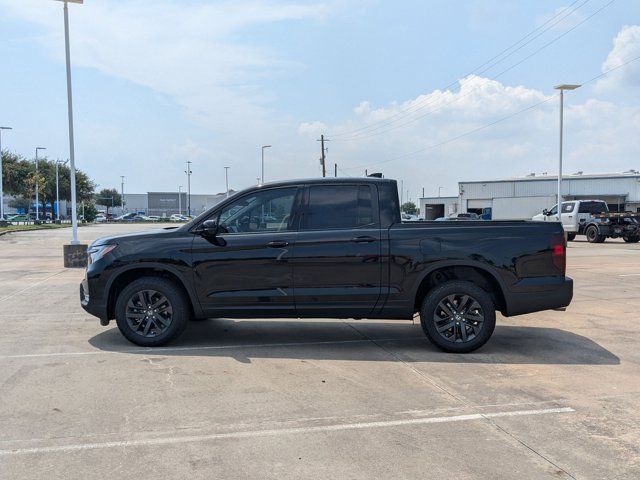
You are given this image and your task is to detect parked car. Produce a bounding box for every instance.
[449,212,480,220]
[401,213,420,221]
[7,214,30,222]
[114,213,137,222]
[81,178,572,353]
[532,200,640,243]
[169,214,188,222]
[94,214,107,223]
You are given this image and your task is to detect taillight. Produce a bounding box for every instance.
[551,238,566,274]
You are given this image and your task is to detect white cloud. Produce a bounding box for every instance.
[298,75,640,197]
[596,25,640,91]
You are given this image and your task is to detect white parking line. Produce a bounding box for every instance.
[0,407,574,456]
[618,273,640,277]
[0,336,426,360]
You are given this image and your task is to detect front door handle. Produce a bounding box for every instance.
[350,236,376,243]
[267,240,289,248]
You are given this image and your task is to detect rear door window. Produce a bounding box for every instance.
[302,185,376,230]
[578,202,608,214]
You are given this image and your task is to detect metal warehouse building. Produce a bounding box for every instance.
[420,171,640,220]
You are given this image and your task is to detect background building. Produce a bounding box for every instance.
[419,171,640,220]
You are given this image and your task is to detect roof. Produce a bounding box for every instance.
[461,172,640,184]
[257,177,397,188]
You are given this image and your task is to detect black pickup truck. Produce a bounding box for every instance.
[81,178,572,353]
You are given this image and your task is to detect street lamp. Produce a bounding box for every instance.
[178,185,182,215]
[0,126,12,220]
[554,84,581,221]
[55,159,69,220]
[261,145,271,184]
[438,186,443,198]
[224,166,230,198]
[54,0,85,266]
[35,147,46,221]
[185,161,192,216]
[120,175,125,214]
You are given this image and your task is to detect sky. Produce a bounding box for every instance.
[0,0,639,200]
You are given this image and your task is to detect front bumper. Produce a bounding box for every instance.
[504,276,573,317]
[80,277,109,325]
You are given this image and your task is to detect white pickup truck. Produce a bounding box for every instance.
[532,199,640,243]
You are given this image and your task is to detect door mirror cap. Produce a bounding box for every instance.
[200,219,219,236]
[543,209,549,215]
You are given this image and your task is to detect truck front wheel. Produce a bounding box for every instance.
[420,281,496,353]
[115,276,189,347]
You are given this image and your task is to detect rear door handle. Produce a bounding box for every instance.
[267,240,289,248]
[350,236,376,243]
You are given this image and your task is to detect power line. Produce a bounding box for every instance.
[332,0,614,141]
[330,0,590,139]
[341,53,640,171]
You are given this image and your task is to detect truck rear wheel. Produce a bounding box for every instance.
[567,233,576,241]
[420,281,496,353]
[623,236,640,243]
[586,225,605,243]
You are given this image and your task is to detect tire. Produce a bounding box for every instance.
[115,276,190,347]
[567,233,576,241]
[420,281,496,353]
[623,236,640,243]
[586,225,605,243]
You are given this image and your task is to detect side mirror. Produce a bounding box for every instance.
[200,219,219,236]
[543,209,548,215]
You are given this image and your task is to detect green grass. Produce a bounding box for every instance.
[0,223,76,234]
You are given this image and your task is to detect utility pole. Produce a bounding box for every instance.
[554,84,581,221]
[0,127,12,220]
[185,161,192,216]
[422,187,425,198]
[178,186,182,215]
[334,163,337,177]
[400,180,404,206]
[35,147,46,221]
[317,135,327,177]
[261,145,271,184]
[120,176,125,214]
[224,166,230,198]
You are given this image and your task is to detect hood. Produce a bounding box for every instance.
[90,226,179,247]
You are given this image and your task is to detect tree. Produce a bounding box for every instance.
[401,201,417,215]
[82,202,98,222]
[95,188,122,214]
[1,151,96,218]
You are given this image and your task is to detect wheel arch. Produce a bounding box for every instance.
[105,263,202,321]
[412,261,508,315]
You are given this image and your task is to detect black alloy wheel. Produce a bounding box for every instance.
[115,277,189,346]
[420,281,496,353]
[125,289,173,338]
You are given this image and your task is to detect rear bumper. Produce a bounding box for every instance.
[504,276,573,316]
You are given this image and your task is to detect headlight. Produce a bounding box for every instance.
[87,244,117,265]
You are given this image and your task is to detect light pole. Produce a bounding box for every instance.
[0,126,12,219]
[261,145,271,184]
[185,161,192,216]
[54,0,83,248]
[554,84,581,221]
[438,186,443,198]
[55,159,69,220]
[35,147,46,221]
[120,175,125,214]
[224,166,230,198]
[178,186,182,215]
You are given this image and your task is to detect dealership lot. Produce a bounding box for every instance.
[1,224,639,479]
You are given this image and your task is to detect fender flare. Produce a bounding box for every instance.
[409,259,511,311]
[105,262,204,318]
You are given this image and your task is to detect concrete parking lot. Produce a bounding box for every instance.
[1,223,639,479]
